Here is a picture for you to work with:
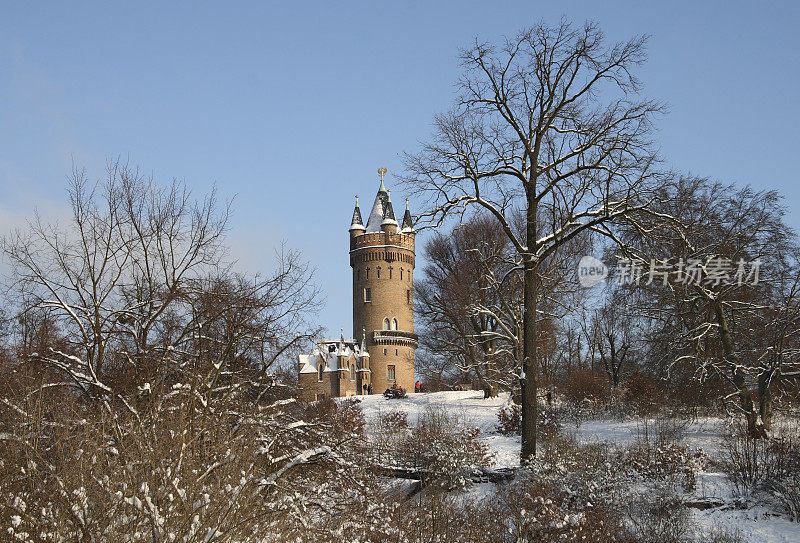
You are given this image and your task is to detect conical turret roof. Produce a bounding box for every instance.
[381,190,398,227]
[401,198,414,232]
[349,196,365,231]
[365,181,390,232]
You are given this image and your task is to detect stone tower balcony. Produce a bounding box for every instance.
[372,329,419,347]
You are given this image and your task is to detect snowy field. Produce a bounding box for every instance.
[354,390,800,543]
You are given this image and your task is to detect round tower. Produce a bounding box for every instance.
[349,168,417,394]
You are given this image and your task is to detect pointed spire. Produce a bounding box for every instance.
[365,178,389,232]
[377,167,388,193]
[402,198,414,232]
[360,328,369,356]
[350,194,365,232]
[382,189,397,226]
[337,329,345,356]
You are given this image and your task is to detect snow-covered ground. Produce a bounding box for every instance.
[353,390,800,543]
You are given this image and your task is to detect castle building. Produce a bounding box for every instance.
[298,169,417,400]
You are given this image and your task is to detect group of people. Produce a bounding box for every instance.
[360,381,426,396]
[383,383,407,398]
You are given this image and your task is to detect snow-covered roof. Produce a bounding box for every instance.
[401,200,414,233]
[360,180,413,233]
[365,183,389,232]
[350,197,365,231]
[297,337,371,374]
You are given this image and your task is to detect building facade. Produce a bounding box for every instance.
[298,170,416,400]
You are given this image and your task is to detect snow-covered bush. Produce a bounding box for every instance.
[0,363,385,541]
[404,406,493,491]
[495,403,560,440]
[496,403,521,435]
[626,417,706,492]
[480,475,635,543]
[380,409,410,430]
[527,428,703,541]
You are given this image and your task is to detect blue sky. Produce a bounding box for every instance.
[2,1,799,335]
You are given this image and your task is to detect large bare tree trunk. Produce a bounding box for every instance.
[758,371,774,432]
[521,204,538,463]
[713,299,767,438]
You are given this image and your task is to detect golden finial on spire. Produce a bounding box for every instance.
[355,195,359,206]
[378,166,387,182]
[406,197,410,210]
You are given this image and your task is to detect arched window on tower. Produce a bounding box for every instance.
[377,266,381,279]
[400,268,403,280]
[350,365,355,381]
[383,318,390,330]
[392,318,398,330]
[366,268,370,280]
[318,362,324,382]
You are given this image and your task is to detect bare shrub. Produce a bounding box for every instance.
[721,420,800,519]
[0,374,379,541]
[496,403,521,435]
[625,370,664,416]
[635,416,690,448]
[624,482,691,543]
[627,418,706,492]
[560,369,611,405]
[703,524,745,543]
[380,409,410,430]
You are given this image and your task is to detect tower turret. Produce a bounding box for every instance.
[349,196,365,237]
[401,198,414,233]
[350,167,416,393]
[381,190,399,234]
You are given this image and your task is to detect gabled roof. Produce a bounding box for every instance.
[297,337,371,374]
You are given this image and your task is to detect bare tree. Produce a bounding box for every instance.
[584,288,636,387]
[614,176,800,436]
[0,162,383,540]
[404,21,662,461]
[415,215,521,397]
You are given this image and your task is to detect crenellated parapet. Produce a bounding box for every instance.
[350,231,415,266]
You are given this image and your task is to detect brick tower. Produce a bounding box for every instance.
[349,168,416,393]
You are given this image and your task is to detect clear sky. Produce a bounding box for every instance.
[2,1,799,336]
